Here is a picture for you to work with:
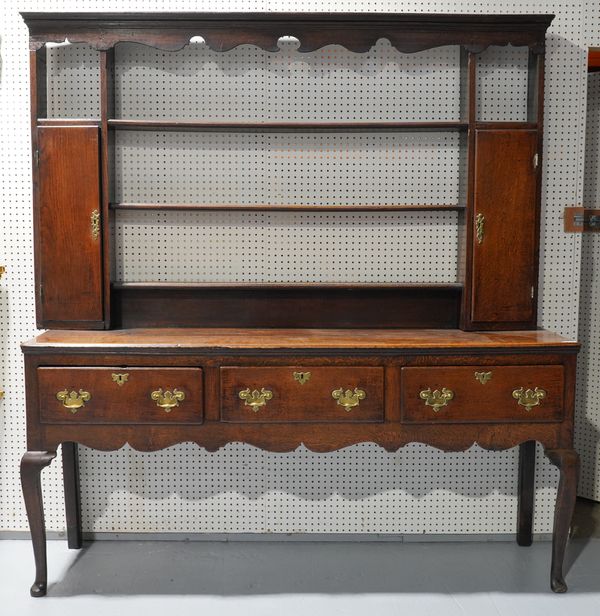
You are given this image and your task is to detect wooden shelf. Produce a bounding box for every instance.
[113,281,463,290]
[111,202,465,212]
[107,119,469,132]
[111,282,463,329]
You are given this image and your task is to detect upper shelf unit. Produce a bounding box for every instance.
[23,13,553,331]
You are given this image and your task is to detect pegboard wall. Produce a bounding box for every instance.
[0,1,591,538]
[576,71,600,500]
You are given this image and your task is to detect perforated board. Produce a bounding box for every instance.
[576,71,600,501]
[0,1,589,537]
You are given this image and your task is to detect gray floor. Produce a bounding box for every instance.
[2,538,600,615]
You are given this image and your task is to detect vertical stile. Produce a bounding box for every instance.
[460,50,478,329]
[100,49,115,328]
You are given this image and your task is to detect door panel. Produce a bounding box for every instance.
[471,129,538,326]
[37,126,103,327]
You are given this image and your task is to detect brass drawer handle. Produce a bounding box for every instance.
[419,387,454,412]
[512,387,546,412]
[239,388,273,412]
[56,389,91,413]
[332,388,366,412]
[151,388,185,412]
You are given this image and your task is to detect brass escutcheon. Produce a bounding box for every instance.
[293,371,311,385]
[419,387,454,412]
[111,373,129,386]
[474,371,492,385]
[475,213,485,244]
[56,389,91,413]
[331,387,366,412]
[91,209,100,240]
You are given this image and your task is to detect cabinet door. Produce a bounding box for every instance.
[470,129,538,327]
[36,126,103,328]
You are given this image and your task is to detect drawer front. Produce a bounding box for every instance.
[39,367,203,424]
[221,366,384,423]
[401,365,564,424]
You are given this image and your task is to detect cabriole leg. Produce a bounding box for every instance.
[545,448,579,593]
[20,451,57,597]
[517,440,536,546]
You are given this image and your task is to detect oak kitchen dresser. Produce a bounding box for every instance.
[19,11,580,596]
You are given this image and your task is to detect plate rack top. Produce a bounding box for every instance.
[20,12,554,53]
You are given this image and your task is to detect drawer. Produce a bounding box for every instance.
[221,366,384,423]
[38,367,203,424]
[401,365,564,424]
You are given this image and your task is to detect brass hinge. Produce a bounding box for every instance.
[34,149,39,166]
[533,152,539,170]
[531,286,535,299]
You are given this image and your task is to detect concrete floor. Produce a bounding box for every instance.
[2,536,600,615]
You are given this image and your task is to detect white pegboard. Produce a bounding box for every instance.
[115,210,459,283]
[476,45,529,122]
[0,1,590,538]
[46,43,100,118]
[576,72,600,501]
[115,131,462,207]
[115,40,462,122]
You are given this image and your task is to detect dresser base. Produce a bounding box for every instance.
[20,328,580,594]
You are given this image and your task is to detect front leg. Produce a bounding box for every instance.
[20,451,57,597]
[545,448,579,593]
[517,440,536,546]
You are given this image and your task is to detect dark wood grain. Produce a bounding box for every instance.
[110,202,465,212]
[470,129,538,328]
[21,327,578,353]
[400,365,564,423]
[20,12,554,53]
[61,442,82,549]
[517,440,536,546]
[38,367,204,424]
[108,119,468,132]
[221,366,384,423]
[111,284,462,329]
[100,49,115,329]
[20,451,57,597]
[545,448,580,593]
[37,126,104,328]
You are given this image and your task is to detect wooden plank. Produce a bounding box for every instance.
[107,119,468,132]
[111,284,462,329]
[37,126,103,327]
[21,327,577,352]
[470,129,538,326]
[110,202,465,212]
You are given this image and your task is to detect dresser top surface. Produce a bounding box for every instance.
[22,328,577,353]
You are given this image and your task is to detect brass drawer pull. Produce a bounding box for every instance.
[332,388,366,412]
[512,387,546,412]
[151,388,185,412]
[56,389,91,413]
[239,388,273,412]
[419,387,454,412]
